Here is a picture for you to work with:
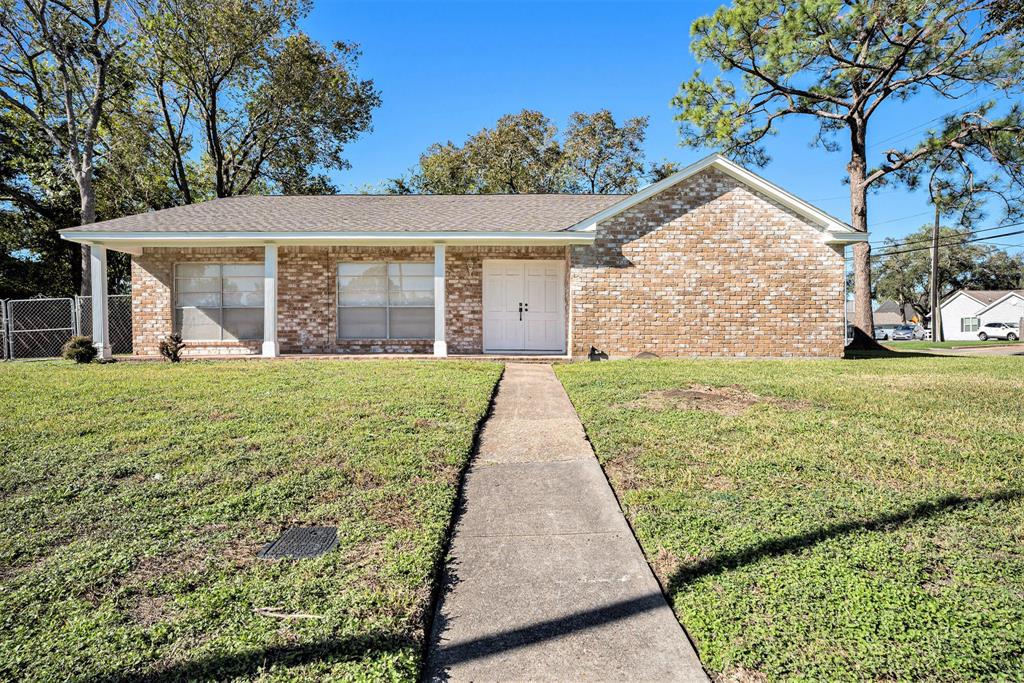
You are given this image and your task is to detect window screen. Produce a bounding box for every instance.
[174,263,264,340]
[337,262,433,339]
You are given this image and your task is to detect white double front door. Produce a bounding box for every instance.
[482,259,566,353]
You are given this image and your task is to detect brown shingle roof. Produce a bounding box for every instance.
[60,194,628,234]
[959,289,1024,306]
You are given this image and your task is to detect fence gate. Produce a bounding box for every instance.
[1,294,133,360]
[5,297,76,359]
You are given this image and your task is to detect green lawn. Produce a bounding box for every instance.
[556,356,1024,681]
[0,360,501,682]
[885,339,1021,350]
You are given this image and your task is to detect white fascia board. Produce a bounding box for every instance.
[59,230,596,248]
[940,290,983,309]
[975,291,1024,315]
[567,153,862,242]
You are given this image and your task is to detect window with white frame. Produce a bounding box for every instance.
[337,262,434,339]
[174,263,264,341]
[961,317,980,332]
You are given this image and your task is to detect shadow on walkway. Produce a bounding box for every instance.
[431,592,667,671]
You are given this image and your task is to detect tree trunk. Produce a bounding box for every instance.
[846,126,882,350]
[929,205,943,342]
[76,172,97,295]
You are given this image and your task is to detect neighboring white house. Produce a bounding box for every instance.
[940,289,1024,340]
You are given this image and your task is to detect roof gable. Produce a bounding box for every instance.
[976,291,1024,315]
[565,154,864,244]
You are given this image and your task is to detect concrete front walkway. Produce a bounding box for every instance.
[425,364,707,682]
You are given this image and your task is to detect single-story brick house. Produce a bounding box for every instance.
[60,154,865,360]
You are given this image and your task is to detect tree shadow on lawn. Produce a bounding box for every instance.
[844,348,957,359]
[665,489,1024,595]
[99,632,415,683]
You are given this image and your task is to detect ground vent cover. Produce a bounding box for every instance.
[257,526,338,559]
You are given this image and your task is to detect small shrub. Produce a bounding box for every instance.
[159,334,186,363]
[62,336,97,364]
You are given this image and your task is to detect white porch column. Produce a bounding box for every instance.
[433,243,447,357]
[262,244,279,357]
[89,244,112,360]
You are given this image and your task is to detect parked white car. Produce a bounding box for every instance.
[978,322,1019,341]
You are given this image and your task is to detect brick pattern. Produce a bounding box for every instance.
[278,246,435,354]
[128,168,844,358]
[570,168,845,358]
[446,246,567,354]
[131,247,264,356]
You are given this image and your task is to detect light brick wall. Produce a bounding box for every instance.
[278,246,435,354]
[570,168,846,358]
[129,169,844,358]
[131,247,264,356]
[131,244,566,356]
[446,246,567,354]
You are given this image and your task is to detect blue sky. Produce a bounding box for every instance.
[301,0,1022,253]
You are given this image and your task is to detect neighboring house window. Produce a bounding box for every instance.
[961,317,979,332]
[174,263,264,341]
[337,262,434,339]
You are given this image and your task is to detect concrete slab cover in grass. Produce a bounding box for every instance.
[425,364,707,682]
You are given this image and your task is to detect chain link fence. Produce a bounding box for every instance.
[0,300,7,360]
[1,294,132,360]
[77,295,133,355]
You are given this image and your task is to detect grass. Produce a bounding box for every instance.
[885,339,1021,350]
[0,360,502,682]
[555,355,1024,681]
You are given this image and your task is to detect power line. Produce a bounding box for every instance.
[845,225,1024,260]
[874,223,1024,258]
[869,209,934,227]
[867,90,985,151]
[869,221,1024,250]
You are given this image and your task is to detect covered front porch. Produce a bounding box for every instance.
[81,234,584,361]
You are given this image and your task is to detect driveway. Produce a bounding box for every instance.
[927,343,1024,357]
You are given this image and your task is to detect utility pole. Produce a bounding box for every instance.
[929,204,943,342]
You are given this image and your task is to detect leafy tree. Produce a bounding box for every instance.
[467,110,564,193]
[140,0,380,198]
[562,110,647,193]
[894,109,1024,338]
[0,0,135,293]
[872,224,1024,321]
[970,249,1024,290]
[646,160,681,183]
[416,142,475,194]
[1,101,175,298]
[0,110,78,298]
[403,109,651,195]
[673,0,1024,346]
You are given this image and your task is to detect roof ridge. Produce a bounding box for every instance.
[213,193,631,198]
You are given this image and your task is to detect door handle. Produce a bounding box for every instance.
[518,302,523,321]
